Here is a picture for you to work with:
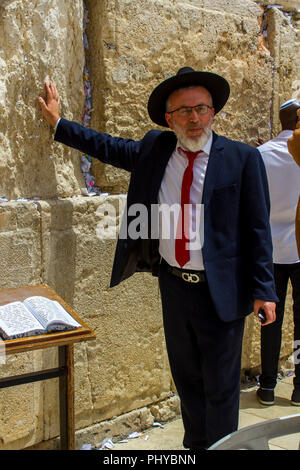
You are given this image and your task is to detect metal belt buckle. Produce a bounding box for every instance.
[182,272,200,283]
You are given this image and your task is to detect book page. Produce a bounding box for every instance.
[0,301,44,338]
[52,301,81,327]
[23,296,81,330]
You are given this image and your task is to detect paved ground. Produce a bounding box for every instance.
[109,374,300,451]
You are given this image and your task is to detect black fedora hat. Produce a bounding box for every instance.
[147,67,230,127]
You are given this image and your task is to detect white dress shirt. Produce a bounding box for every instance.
[54,118,61,132]
[158,132,213,270]
[258,130,300,264]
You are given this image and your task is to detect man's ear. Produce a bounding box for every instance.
[165,112,173,129]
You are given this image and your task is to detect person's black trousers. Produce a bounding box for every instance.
[259,262,300,390]
[158,262,245,450]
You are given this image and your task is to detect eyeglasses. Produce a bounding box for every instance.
[167,104,213,118]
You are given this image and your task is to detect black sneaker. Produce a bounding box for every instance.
[256,387,275,405]
[291,389,300,406]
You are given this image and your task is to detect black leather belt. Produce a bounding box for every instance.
[161,258,206,284]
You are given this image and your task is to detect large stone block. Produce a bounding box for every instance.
[0,201,43,449]
[0,0,85,200]
[0,201,41,287]
[265,6,299,136]
[0,351,45,449]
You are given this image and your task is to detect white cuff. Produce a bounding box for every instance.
[54,117,61,133]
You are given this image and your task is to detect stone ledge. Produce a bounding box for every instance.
[26,394,181,450]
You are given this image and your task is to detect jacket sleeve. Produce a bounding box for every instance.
[54,118,142,172]
[241,147,278,302]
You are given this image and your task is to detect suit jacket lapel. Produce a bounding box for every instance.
[150,131,177,203]
[202,132,224,205]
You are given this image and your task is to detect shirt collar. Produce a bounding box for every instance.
[278,130,294,138]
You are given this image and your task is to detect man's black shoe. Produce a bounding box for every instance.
[256,387,274,405]
[291,389,300,406]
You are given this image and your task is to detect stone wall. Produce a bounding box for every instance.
[0,0,299,449]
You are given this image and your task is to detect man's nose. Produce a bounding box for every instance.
[189,108,200,121]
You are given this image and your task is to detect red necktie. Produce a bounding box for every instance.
[175,150,199,267]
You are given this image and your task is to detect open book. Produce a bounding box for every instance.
[0,296,81,340]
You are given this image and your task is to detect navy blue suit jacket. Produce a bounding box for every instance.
[55,118,278,322]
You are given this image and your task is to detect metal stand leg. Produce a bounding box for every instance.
[58,345,75,450]
[0,345,75,450]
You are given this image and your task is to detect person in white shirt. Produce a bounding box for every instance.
[288,108,300,258]
[257,99,300,406]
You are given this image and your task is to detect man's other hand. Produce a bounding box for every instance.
[38,81,60,128]
[254,299,276,326]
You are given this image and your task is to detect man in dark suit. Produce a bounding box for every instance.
[39,67,277,449]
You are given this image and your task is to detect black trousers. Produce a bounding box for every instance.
[259,262,300,390]
[158,263,245,449]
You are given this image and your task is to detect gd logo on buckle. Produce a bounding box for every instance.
[182,272,200,283]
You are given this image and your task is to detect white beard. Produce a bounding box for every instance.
[173,121,213,152]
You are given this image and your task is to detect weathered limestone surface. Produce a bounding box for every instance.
[0,0,298,450]
[0,201,43,449]
[0,201,41,287]
[265,6,300,134]
[0,0,85,200]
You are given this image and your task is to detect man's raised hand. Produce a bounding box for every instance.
[38,81,60,128]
